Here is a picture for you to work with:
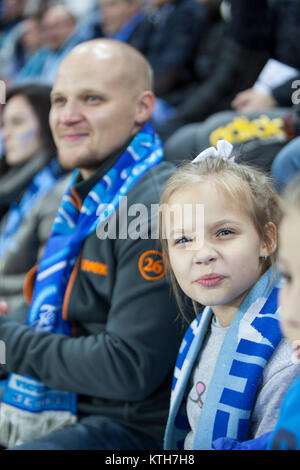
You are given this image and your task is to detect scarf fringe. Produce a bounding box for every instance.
[0,403,77,448]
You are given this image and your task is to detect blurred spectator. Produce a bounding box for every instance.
[165,108,292,175]
[22,0,54,17]
[0,0,34,81]
[63,0,98,20]
[145,0,203,96]
[0,14,42,83]
[0,84,68,313]
[0,0,27,46]
[271,134,300,194]
[40,5,76,51]
[138,0,202,129]
[20,15,41,57]
[97,0,150,48]
[153,0,272,139]
[163,1,300,167]
[164,76,300,172]
[100,0,141,36]
[15,4,93,85]
[155,0,300,141]
[92,0,201,123]
[87,0,203,95]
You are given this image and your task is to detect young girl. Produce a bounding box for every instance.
[160,140,300,450]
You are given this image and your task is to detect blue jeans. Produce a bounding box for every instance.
[10,416,163,450]
[271,136,300,193]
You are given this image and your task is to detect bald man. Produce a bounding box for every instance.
[0,40,183,450]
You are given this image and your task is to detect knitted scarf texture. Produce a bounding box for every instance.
[0,157,62,258]
[164,267,282,450]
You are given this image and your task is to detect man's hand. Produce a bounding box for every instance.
[231,88,278,113]
[0,301,9,316]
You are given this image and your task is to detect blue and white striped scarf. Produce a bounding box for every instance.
[0,158,62,258]
[164,267,283,450]
[0,122,163,448]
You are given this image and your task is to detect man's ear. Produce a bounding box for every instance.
[135,91,155,125]
[260,222,278,257]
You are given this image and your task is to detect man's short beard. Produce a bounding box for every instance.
[57,148,103,174]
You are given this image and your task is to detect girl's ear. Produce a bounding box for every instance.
[260,222,277,256]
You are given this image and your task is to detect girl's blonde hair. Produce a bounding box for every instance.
[159,157,282,321]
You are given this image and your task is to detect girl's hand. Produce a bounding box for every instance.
[231,88,277,113]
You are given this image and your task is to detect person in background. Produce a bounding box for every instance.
[63,0,97,20]
[19,15,42,62]
[144,0,201,129]
[91,0,201,130]
[15,4,92,85]
[0,84,67,313]
[160,0,300,143]
[0,0,42,82]
[99,0,148,45]
[0,14,42,82]
[0,0,27,47]
[270,135,300,194]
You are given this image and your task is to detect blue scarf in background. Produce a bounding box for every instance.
[164,267,283,450]
[0,158,62,258]
[0,123,163,448]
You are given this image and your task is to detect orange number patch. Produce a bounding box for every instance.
[138,250,166,281]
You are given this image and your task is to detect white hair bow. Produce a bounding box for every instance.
[192,139,235,164]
